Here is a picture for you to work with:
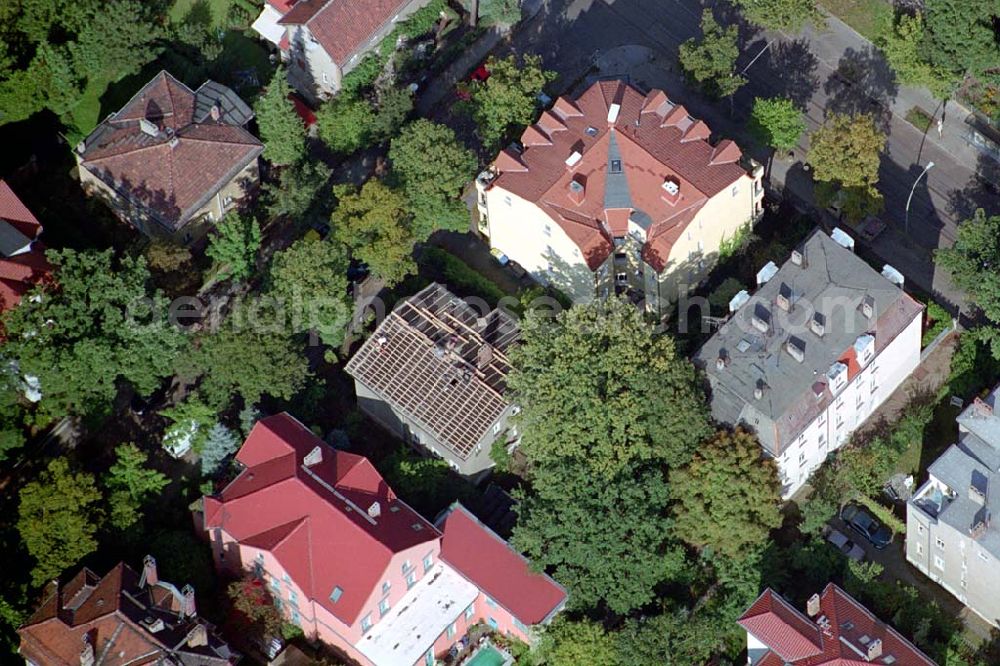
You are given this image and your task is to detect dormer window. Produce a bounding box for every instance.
[662,179,679,196]
[610,159,622,174]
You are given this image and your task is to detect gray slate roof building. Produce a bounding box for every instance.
[695,229,923,456]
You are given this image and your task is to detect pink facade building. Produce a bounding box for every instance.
[201,413,565,666]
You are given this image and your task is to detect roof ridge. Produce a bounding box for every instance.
[82,140,168,163]
[615,126,711,199]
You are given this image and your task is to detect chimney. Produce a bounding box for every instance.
[210,104,221,122]
[568,175,586,205]
[80,637,95,666]
[304,445,323,467]
[866,638,882,661]
[810,312,826,337]
[974,397,993,417]
[861,294,875,319]
[791,249,805,267]
[186,623,209,648]
[661,177,680,203]
[368,501,381,518]
[753,380,765,400]
[785,337,805,363]
[969,484,986,505]
[776,283,792,312]
[141,554,158,588]
[181,584,196,618]
[806,593,820,617]
[715,352,727,371]
[565,150,582,168]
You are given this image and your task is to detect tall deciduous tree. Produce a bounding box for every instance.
[924,0,999,81]
[875,12,952,99]
[267,237,351,345]
[807,112,885,191]
[535,617,621,666]
[18,459,103,585]
[331,181,416,286]
[731,0,819,32]
[316,96,376,154]
[254,69,306,166]
[262,159,332,222]
[678,10,745,99]
[470,54,555,148]
[510,298,710,613]
[669,428,782,560]
[1,249,188,424]
[748,97,806,151]
[70,1,164,82]
[936,209,1000,355]
[206,213,262,283]
[104,443,169,531]
[389,120,477,238]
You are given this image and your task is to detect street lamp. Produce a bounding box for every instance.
[905,161,935,235]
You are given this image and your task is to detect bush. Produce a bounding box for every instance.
[922,300,951,347]
[905,106,934,132]
[418,246,508,303]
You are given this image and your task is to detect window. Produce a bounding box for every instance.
[492,422,502,436]
[425,649,434,666]
[488,617,499,630]
[916,543,923,555]
[361,614,373,633]
[504,195,512,206]
[423,553,434,572]
[402,560,412,574]
[818,413,826,426]
[818,434,826,448]
[936,537,945,549]
[322,72,328,84]
[379,598,390,616]
[447,622,457,639]
[731,184,739,197]
[918,524,925,534]
[406,571,417,589]
[486,596,497,608]
[465,603,475,620]
[961,579,967,589]
[798,452,806,464]
[289,590,298,606]
[979,551,990,562]
[934,556,944,570]
[514,618,528,634]
[856,392,864,408]
[291,608,300,625]
[270,578,281,594]
[543,224,551,237]
[330,586,343,603]
[382,580,391,595]
[610,159,622,173]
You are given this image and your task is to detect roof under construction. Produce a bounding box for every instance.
[345,283,519,460]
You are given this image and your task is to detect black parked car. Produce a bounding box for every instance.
[841,502,893,549]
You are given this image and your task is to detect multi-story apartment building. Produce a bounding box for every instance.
[75,71,262,242]
[201,413,565,666]
[738,584,937,665]
[475,79,764,314]
[907,384,1000,627]
[695,229,923,498]
[345,283,521,479]
[251,0,432,102]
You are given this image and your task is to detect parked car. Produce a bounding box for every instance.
[826,528,865,561]
[841,502,893,549]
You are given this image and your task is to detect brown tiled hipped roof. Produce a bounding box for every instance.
[77,71,263,232]
[489,80,751,272]
[0,180,50,312]
[345,283,519,460]
[279,0,412,65]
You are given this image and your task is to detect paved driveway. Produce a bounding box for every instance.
[496,0,998,311]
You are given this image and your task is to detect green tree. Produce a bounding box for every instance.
[748,97,806,151]
[316,96,375,154]
[936,210,1000,355]
[145,239,192,273]
[0,249,188,424]
[18,459,103,585]
[471,54,555,148]
[678,10,745,99]
[670,428,783,560]
[331,180,416,286]
[369,86,413,143]
[534,617,620,666]
[618,606,720,666]
[267,237,352,345]
[69,1,164,83]
[389,119,477,238]
[206,213,262,283]
[104,443,169,531]
[161,398,218,456]
[924,0,999,82]
[254,69,306,166]
[731,0,819,32]
[807,112,885,194]
[262,160,332,222]
[479,0,521,25]
[200,423,239,476]
[875,12,952,98]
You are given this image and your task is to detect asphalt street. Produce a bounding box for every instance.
[496,0,999,311]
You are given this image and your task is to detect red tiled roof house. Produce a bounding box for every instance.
[738,584,938,665]
[201,413,565,666]
[75,71,263,243]
[475,79,764,314]
[18,556,237,666]
[251,0,434,102]
[0,180,49,313]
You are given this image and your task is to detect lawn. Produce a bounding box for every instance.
[817,0,892,41]
[169,0,234,26]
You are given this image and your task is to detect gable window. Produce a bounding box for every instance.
[291,608,300,625]
[329,586,343,603]
[402,560,412,574]
[423,553,434,572]
[382,580,390,595]
[361,613,373,633]
[379,598,391,616]
[609,159,622,174]
[289,590,298,606]
[406,571,417,589]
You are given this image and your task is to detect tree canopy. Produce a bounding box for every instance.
[1,249,187,424]
[18,459,103,585]
[678,10,745,99]
[254,69,306,166]
[807,112,885,191]
[104,443,169,531]
[924,0,999,82]
[206,213,262,283]
[331,180,417,286]
[748,97,807,151]
[316,96,376,154]
[669,428,783,560]
[470,54,555,148]
[875,12,952,99]
[731,0,819,32]
[389,119,477,238]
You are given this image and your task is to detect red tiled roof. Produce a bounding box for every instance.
[0,181,49,312]
[204,413,439,626]
[490,80,750,272]
[437,505,566,625]
[77,72,262,232]
[738,585,939,665]
[279,0,411,65]
[0,179,41,236]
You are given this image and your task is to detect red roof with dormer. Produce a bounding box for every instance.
[738,585,939,665]
[437,504,566,625]
[489,80,752,272]
[0,180,50,312]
